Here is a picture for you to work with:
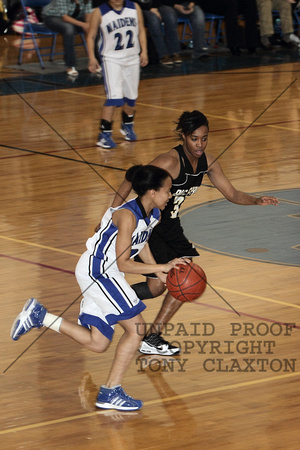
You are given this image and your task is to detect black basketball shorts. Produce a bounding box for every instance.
[136,218,199,279]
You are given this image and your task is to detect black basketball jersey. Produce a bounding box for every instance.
[162,144,208,222]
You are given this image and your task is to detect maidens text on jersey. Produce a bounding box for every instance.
[106,17,137,33]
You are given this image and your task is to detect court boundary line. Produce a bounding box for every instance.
[58,85,300,132]
[1,247,297,311]
[0,235,300,314]
[0,235,80,256]
[211,286,300,310]
[0,371,299,436]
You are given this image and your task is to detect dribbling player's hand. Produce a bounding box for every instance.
[164,258,187,272]
[158,259,187,284]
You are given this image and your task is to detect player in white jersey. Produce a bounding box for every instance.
[87,0,148,149]
[11,165,184,411]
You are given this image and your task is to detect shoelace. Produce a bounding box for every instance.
[147,333,168,346]
[115,387,135,402]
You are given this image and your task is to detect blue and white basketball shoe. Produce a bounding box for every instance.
[96,386,143,411]
[11,298,47,341]
[96,131,117,149]
[120,123,137,141]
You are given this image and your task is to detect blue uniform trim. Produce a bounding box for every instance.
[125,0,136,10]
[104,98,125,107]
[99,3,111,16]
[78,198,160,340]
[79,300,146,340]
[124,97,136,107]
[104,98,136,107]
[99,1,136,16]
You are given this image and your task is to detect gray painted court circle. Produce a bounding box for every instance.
[180,189,300,267]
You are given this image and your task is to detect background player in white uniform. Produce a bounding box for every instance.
[87,0,148,149]
[10,165,184,411]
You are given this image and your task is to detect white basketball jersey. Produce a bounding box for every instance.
[85,198,160,276]
[99,1,140,60]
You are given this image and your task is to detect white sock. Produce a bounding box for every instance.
[43,313,62,333]
[103,384,121,390]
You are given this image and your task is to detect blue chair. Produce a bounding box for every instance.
[177,14,225,46]
[205,13,225,45]
[18,0,87,69]
[177,17,193,44]
[293,8,300,33]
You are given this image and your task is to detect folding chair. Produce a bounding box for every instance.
[18,0,58,68]
[177,17,193,44]
[18,0,87,69]
[294,8,300,33]
[177,14,225,47]
[205,13,225,45]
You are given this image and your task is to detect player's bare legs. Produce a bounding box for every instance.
[60,320,111,353]
[142,257,192,339]
[146,292,183,336]
[123,104,135,116]
[102,105,116,122]
[136,278,183,356]
[105,314,144,387]
[147,277,166,297]
[11,299,145,410]
[61,315,145,386]
[62,314,145,386]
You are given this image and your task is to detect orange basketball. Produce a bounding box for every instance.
[166,262,207,302]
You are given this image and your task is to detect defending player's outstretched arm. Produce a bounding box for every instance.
[206,153,279,206]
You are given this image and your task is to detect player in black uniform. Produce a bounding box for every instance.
[112,110,279,355]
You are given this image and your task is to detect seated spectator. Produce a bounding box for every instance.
[42,0,93,76]
[256,0,300,49]
[198,0,259,55]
[136,0,183,64]
[160,0,209,59]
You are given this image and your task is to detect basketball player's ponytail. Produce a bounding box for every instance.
[125,165,171,197]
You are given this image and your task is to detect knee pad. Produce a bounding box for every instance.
[131,282,154,300]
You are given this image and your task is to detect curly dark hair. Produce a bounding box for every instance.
[175,110,209,139]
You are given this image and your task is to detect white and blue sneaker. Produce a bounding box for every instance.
[96,385,142,411]
[120,123,137,141]
[11,298,47,341]
[96,131,117,149]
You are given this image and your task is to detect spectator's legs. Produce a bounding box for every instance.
[186,6,207,58]
[159,6,181,55]
[256,0,274,38]
[143,10,168,60]
[273,0,294,36]
[44,16,76,68]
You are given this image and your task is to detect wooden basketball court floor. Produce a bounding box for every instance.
[0,37,300,449]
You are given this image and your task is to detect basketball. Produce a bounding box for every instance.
[166,262,207,302]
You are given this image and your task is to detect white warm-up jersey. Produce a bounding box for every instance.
[98,1,140,60]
